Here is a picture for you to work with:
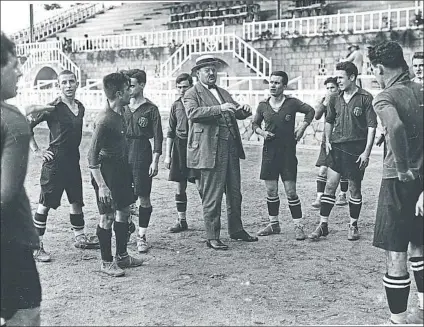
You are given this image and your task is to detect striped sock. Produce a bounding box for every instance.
[316,175,327,193]
[319,194,336,223]
[383,273,411,320]
[267,196,280,222]
[340,178,348,192]
[33,213,48,236]
[288,196,302,221]
[410,257,424,309]
[349,197,362,226]
[70,213,85,237]
[175,193,187,222]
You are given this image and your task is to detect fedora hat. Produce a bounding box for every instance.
[191,55,229,73]
[348,44,359,50]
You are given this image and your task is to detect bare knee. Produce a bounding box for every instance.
[139,196,151,207]
[265,180,278,198]
[176,181,187,194]
[99,213,114,229]
[36,204,50,215]
[69,203,83,214]
[318,166,328,178]
[283,180,297,199]
[386,251,408,276]
[408,243,424,258]
[349,180,362,198]
[115,207,130,223]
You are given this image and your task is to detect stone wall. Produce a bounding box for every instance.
[69,48,170,84]
[252,30,424,89]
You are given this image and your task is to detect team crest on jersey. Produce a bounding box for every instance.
[138,116,149,127]
[353,107,363,116]
[285,114,292,121]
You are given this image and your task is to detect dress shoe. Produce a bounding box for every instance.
[206,239,228,250]
[230,230,258,242]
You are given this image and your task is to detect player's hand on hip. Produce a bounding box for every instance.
[221,103,237,112]
[149,162,159,177]
[356,152,369,170]
[325,142,332,155]
[164,156,171,170]
[99,185,112,206]
[42,150,54,162]
[415,192,423,216]
[294,127,306,142]
[397,170,415,183]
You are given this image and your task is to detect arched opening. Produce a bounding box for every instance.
[34,66,58,89]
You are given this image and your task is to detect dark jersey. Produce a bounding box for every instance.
[88,103,128,169]
[29,96,85,158]
[1,102,39,250]
[123,98,163,155]
[326,88,377,144]
[167,98,188,140]
[252,96,315,147]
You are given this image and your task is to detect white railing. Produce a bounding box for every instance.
[16,41,62,57]
[36,80,57,90]
[71,24,226,52]
[160,33,272,79]
[219,76,302,91]
[14,87,382,115]
[11,3,105,44]
[20,48,81,86]
[243,2,423,40]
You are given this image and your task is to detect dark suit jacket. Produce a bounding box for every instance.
[183,82,251,169]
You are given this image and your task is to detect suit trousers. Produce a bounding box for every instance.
[197,136,244,240]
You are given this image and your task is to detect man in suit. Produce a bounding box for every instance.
[183,55,258,250]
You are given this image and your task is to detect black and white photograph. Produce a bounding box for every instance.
[1,0,423,325]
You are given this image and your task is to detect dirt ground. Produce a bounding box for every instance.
[26,128,419,326]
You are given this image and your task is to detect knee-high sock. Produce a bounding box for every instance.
[175,193,187,220]
[340,178,348,193]
[96,225,112,262]
[316,175,326,194]
[113,221,128,258]
[410,257,424,309]
[288,196,303,224]
[139,206,153,237]
[349,197,362,225]
[33,213,48,237]
[319,194,335,223]
[383,273,411,315]
[70,213,85,237]
[266,196,280,223]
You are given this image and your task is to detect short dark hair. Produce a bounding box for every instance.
[368,41,408,69]
[270,71,288,85]
[128,69,146,85]
[1,32,16,68]
[335,61,358,78]
[176,73,193,85]
[324,77,337,86]
[412,52,424,60]
[58,69,76,80]
[103,72,129,100]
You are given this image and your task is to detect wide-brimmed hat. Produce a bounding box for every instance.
[348,44,359,50]
[191,55,229,73]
